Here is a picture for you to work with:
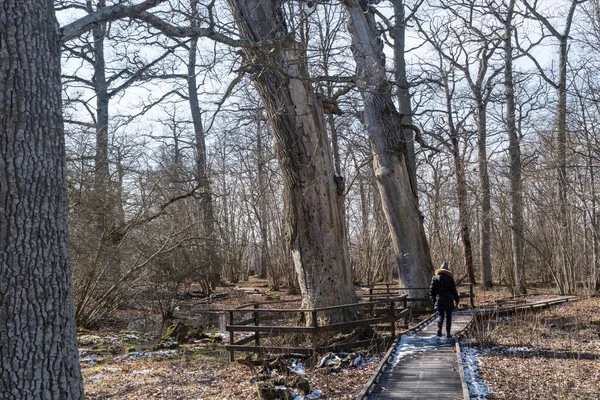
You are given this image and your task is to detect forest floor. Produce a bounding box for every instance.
[465,296,600,399]
[80,277,385,399]
[79,278,599,399]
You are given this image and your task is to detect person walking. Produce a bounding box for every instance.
[430,261,460,338]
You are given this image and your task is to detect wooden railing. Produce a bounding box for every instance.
[362,283,475,309]
[226,296,409,361]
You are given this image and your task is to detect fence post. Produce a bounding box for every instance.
[253,303,260,358]
[403,296,409,327]
[311,310,318,356]
[390,301,396,338]
[229,310,234,362]
[469,284,475,309]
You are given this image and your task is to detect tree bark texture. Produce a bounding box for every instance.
[189,0,220,286]
[256,117,271,282]
[476,101,491,288]
[227,0,357,321]
[392,0,418,196]
[342,0,433,302]
[504,0,526,294]
[557,39,573,294]
[0,0,84,398]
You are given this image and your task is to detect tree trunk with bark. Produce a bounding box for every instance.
[188,0,220,289]
[556,39,573,294]
[0,0,84,397]
[392,0,418,194]
[442,68,475,283]
[503,0,526,294]
[476,100,492,288]
[88,0,124,279]
[522,0,579,294]
[342,0,433,303]
[227,0,357,322]
[256,116,271,283]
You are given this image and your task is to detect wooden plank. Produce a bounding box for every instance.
[226,345,315,355]
[355,333,403,400]
[234,334,257,346]
[227,325,314,334]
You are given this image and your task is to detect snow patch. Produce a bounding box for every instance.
[132,369,154,375]
[305,389,323,399]
[114,349,179,361]
[288,360,306,375]
[390,319,440,366]
[461,346,490,399]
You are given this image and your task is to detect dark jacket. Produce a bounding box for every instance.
[430,269,460,311]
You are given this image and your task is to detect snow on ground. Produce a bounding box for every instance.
[461,345,490,399]
[114,349,179,361]
[390,319,441,366]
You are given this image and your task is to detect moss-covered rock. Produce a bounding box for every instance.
[255,383,294,400]
[292,376,311,396]
[161,321,189,342]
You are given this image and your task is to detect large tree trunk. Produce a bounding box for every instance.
[343,0,433,303]
[392,0,418,194]
[556,38,573,294]
[504,0,526,295]
[256,116,271,283]
[476,101,492,288]
[0,0,84,397]
[188,0,220,288]
[227,0,356,322]
[451,134,475,284]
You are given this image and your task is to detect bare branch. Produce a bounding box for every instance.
[61,0,166,42]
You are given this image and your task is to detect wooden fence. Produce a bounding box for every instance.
[362,283,475,309]
[226,296,409,361]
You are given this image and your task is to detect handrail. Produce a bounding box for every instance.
[228,295,407,313]
[226,296,409,361]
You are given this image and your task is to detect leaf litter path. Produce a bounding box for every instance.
[367,312,472,400]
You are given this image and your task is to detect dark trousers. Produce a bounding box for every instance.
[437,309,452,334]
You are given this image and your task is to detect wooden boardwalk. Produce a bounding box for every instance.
[367,313,471,400]
[361,296,577,399]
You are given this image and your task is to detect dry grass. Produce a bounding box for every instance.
[468,297,600,399]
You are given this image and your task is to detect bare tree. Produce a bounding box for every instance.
[491,0,526,294]
[342,0,434,303]
[225,0,358,321]
[521,0,584,294]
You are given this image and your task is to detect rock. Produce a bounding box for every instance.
[152,340,179,351]
[161,321,189,342]
[255,383,294,400]
[316,352,334,368]
[292,376,311,396]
